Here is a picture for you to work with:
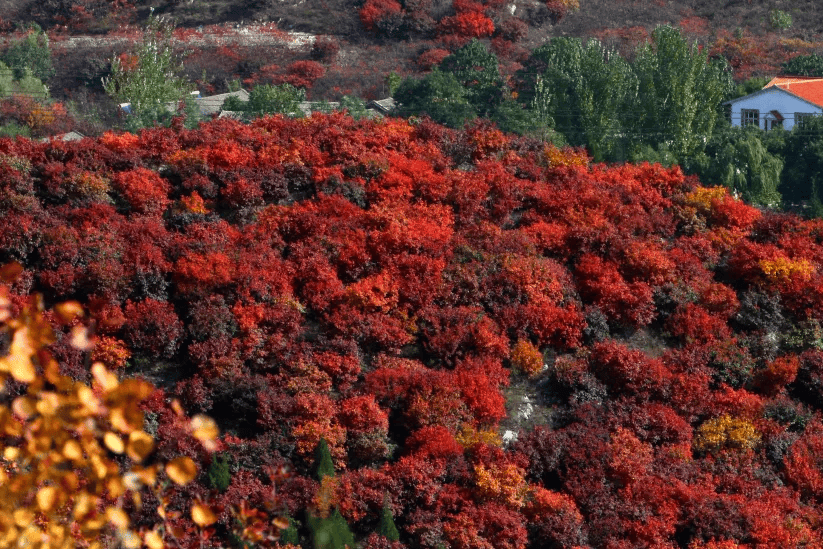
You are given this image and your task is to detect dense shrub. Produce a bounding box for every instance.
[2,114,823,547]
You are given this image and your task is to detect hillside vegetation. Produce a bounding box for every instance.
[3,1,823,547]
[2,114,823,547]
[2,0,823,136]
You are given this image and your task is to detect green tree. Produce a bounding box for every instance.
[0,122,30,138]
[314,438,336,481]
[629,25,732,158]
[280,514,300,545]
[782,115,823,213]
[438,39,504,118]
[386,71,402,96]
[688,127,783,207]
[121,96,200,132]
[339,95,370,120]
[1,27,54,82]
[102,10,195,119]
[727,76,771,102]
[490,96,542,136]
[529,73,554,139]
[377,494,400,542]
[575,40,632,161]
[394,69,476,128]
[206,454,232,493]
[769,9,793,31]
[307,509,356,549]
[223,83,306,117]
[0,62,49,99]
[781,54,823,77]
[630,142,680,167]
[517,37,631,160]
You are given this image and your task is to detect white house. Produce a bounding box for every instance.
[724,76,823,130]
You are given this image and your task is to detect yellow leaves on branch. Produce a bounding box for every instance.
[315,475,342,519]
[543,143,589,168]
[166,456,198,485]
[758,256,815,283]
[473,463,529,508]
[0,275,219,549]
[191,503,218,526]
[510,339,544,378]
[0,302,54,383]
[693,414,761,455]
[684,185,728,214]
[191,414,219,451]
[455,423,502,448]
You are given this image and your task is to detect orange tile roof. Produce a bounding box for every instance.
[764,77,823,108]
[765,76,823,87]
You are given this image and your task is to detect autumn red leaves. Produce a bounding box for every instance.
[2,113,823,546]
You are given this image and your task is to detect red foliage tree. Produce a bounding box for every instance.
[437,11,495,42]
[123,298,185,358]
[784,420,823,502]
[589,340,672,398]
[754,355,800,396]
[405,425,464,459]
[114,168,170,215]
[496,17,528,42]
[575,254,656,328]
[311,35,341,62]
[418,48,451,70]
[666,303,732,344]
[6,112,823,548]
[277,60,327,91]
[359,0,404,31]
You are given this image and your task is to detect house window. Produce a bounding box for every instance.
[741,109,760,128]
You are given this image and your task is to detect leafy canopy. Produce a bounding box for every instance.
[223,83,307,118]
[102,10,195,116]
[394,68,476,128]
[688,126,783,207]
[0,26,54,82]
[0,61,49,99]
[630,25,733,158]
[439,39,504,118]
[781,54,823,77]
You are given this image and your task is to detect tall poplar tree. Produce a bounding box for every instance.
[518,37,631,160]
[628,25,732,158]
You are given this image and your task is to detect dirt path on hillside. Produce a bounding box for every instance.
[48,24,315,52]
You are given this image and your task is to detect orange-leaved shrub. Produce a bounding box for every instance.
[0,266,230,549]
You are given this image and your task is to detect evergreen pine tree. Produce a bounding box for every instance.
[307,509,356,549]
[205,454,231,493]
[280,514,300,546]
[377,494,400,542]
[314,438,336,481]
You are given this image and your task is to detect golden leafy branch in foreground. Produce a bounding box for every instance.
[0,265,218,549]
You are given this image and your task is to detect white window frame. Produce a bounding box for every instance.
[741,109,760,128]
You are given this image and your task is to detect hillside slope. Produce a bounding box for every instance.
[2,114,823,547]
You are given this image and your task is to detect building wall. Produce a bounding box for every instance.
[729,88,822,130]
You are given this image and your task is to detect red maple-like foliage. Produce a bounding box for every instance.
[437,11,495,41]
[417,48,451,70]
[3,113,823,548]
[359,0,403,30]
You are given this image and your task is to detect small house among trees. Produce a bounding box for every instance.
[196,89,250,116]
[725,76,823,130]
